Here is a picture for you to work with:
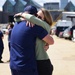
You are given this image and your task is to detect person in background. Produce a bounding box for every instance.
[6,23,14,62]
[14,7,54,75]
[6,23,14,51]
[0,28,4,63]
[10,5,54,75]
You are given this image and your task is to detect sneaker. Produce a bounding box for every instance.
[0,60,4,63]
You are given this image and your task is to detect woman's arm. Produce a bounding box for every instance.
[21,13,50,33]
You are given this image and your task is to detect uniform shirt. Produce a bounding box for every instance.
[10,21,48,71]
[15,14,50,60]
[0,30,4,48]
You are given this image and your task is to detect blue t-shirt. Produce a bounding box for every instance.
[10,21,48,72]
[0,31,4,49]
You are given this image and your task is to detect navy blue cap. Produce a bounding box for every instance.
[24,5,37,15]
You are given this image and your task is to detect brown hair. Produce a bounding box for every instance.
[7,23,14,29]
[41,8,53,26]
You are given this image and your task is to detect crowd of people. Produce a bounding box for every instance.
[0,5,54,75]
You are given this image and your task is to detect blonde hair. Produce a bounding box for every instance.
[41,8,53,26]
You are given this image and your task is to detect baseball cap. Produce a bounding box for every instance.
[24,5,37,15]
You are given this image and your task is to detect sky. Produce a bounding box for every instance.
[0,0,75,11]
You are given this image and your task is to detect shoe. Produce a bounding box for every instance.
[7,60,10,62]
[0,60,4,63]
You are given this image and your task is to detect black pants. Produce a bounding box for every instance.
[0,47,4,60]
[37,59,53,75]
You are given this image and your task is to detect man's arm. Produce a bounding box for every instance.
[33,25,54,45]
[42,34,54,45]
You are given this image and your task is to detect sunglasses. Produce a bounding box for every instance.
[36,14,42,19]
